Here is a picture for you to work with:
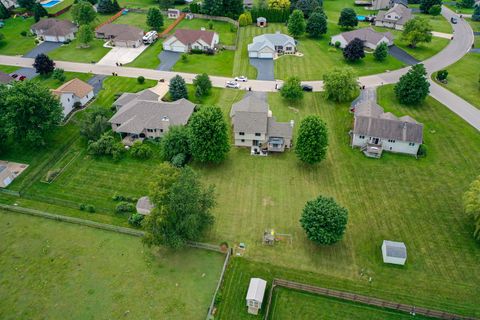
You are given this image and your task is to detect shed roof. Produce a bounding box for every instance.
[257,17,266,22]
[246,278,267,302]
[383,240,407,259]
[52,78,94,98]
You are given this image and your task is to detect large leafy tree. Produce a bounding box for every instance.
[268,0,291,9]
[2,81,63,146]
[71,1,97,25]
[193,73,212,98]
[147,8,164,31]
[343,38,365,61]
[77,24,94,48]
[97,0,118,13]
[33,3,48,22]
[79,106,110,141]
[338,8,357,29]
[189,106,230,164]
[18,0,35,9]
[293,0,321,18]
[394,63,430,105]
[287,9,306,37]
[0,2,11,19]
[373,42,388,61]
[323,67,358,102]
[202,0,223,16]
[420,0,442,13]
[295,115,328,165]
[401,17,432,48]
[143,164,216,248]
[472,4,480,21]
[33,53,55,75]
[223,0,244,18]
[306,11,327,38]
[280,76,303,101]
[161,125,192,163]
[169,75,188,101]
[300,196,348,245]
[464,176,480,241]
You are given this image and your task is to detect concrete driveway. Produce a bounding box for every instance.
[157,51,181,71]
[249,58,274,81]
[388,45,419,66]
[97,45,147,66]
[23,41,62,58]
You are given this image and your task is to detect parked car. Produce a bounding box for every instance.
[235,76,248,82]
[451,17,458,24]
[11,73,18,79]
[226,81,240,89]
[301,84,313,92]
[18,75,26,81]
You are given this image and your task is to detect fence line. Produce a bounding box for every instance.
[96,9,125,30]
[190,13,239,26]
[265,278,478,320]
[206,248,232,320]
[159,13,185,38]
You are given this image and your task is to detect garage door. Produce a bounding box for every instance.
[171,46,186,53]
[2,177,12,187]
[259,52,273,59]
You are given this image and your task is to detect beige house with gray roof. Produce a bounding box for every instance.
[110,90,195,145]
[230,94,293,153]
[375,4,412,30]
[31,19,77,43]
[331,28,393,49]
[96,24,144,48]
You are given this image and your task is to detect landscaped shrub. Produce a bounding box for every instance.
[334,41,341,48]
[128,213,144,227]
[208,20,214,29]
[79,203,86,210]
[115,201,135,214]
[417,144,427,157]
[137,76,145,84]
[436,70,448,82]
[20,31,27,37]
[87,133,125,160]
[85,205,96,213]
[130,141,153,159]
[112,194,127,201]
[190,48,204,54]
[181,53,189,62]
[171,153,187,167]
[45,168,61,182]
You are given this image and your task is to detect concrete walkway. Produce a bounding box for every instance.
[431,31,453,39]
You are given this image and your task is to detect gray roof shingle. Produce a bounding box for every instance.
[31,18,77,37]
[340,27,393,45]
[267,117,292,139]
[376,4,412,25]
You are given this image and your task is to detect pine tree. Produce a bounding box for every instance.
[306,11,327,38]
[394,63,430,105]
[147,8,164,31]
[373,42,388,61]
[338,8,357,28]
[169,75,188,101]
[287,9,306,37]
[33,3,48,22]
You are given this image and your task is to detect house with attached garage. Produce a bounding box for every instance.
[109,90,195,145]
[95,24,144,48]
[230,94,293,154]
[331,27,393,49]
[248,32,296,59]
[163,29,219,53]
[375,3,412,30]
[355,0,407,10]
[31,19,78,43]
[350,95,423,158]
[52,78,94,117]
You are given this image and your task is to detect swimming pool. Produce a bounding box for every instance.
[357,15,367,21]
[41,0,61,8]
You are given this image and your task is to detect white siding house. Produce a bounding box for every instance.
[52,78,94,117]
[163,29,219,53]
[248,32,296,59]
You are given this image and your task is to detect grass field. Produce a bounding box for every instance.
[435,53,480,109]
[0,210,224,319]
[56,11,117,28]
[45,0,74,14]
[269,287,433,320]
[0,17,36,56]
[48,39,111,63]
[127,39,163,69]
[414,13,453,34]
[175,19,238,45]
[113,12,174,31]
[118,0,158,9]
[172,50,235,77]
[32,72,93,89]
[0,65,21,73]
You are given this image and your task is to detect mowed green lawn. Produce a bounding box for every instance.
[0,64,20,73]
[269,287,433,320]
[0,210,224,319]
[48,39,111,63]
[175,19,238,46]
[127,39,163,68]
[172,50,235,77]
[113,12,174,31]
[32,72,93,89]
[0,17,36,56]
[436,53,480,109]
[118,0,158,9]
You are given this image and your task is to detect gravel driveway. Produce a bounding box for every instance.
[249,58,274,81]
[23,41,62,58]
[157,51,181,71]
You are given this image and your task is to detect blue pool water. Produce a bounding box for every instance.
[357,15,367,21]
[41,0,61,8]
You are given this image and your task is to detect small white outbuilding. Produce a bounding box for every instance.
[246,278,267,315]
[382,240,407,265]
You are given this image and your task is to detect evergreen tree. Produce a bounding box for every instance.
[33,3,48,22]
[464,175,480,241]
[373,42,388,61]
[169,75,188,101]
[147,8,164,31]
[287,9,306,37]
[293,0,321,18]
[18,0,35,9]
[97,0,115,13]
[193,73,212,97]
[295,115,328,165]
[420,0,442,13]
[112,0,121,11]
[223,0,244,18]
[202,0,223,16]
[338,8,357,28]
[0,2,10,19]
[394,63,430,105]
[473,4,480,21]
[343,38,365,61]
[306,11,327,37]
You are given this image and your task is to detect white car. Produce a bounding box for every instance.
[234,76,248,82]
[226,81,240,89]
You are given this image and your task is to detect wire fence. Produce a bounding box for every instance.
[206,248,232,320]
[264,278,478,320]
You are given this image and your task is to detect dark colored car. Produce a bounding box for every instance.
[18,75,26,81]
[301,84,313,92]
[11,73,18,79]
[451,17,458,24]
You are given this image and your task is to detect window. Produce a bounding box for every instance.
[286,46,292,51]
[239,132,245,136]
[255,133,261,137]
[387,139,396,143]
[409,142,415,146]
[359,135,365,139]
[241,139,245,142]
[160,129,164,133]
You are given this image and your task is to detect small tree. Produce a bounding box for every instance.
[373,42,388,61]
[464,176,480,241]
[33,3,48,22]
[394,63,430,105]
[169,75,188,101]
[472,4,480,21]
[33,53,55,75]
[268,0,290,9]
[287,9,306,37]
[130,141,153,159]
[338,8,357,29]
[87,133,125,160]
[295,115,328,165]
[402,17,432,48]
[193,73,212,98]
[77,24,94,48]
[420,0,442,13]
[428,4,441,15]
[137,76,145,84]
[0,2,11,19]
[52,68,66,82]
[343,38,365,61]
[79,106,110,141]
[323,67,358,102]
[300,196,348,245]
[190,105,230,164]
[280,76,303,101]
[71,1,97,25]
[238,13,249,27]
[436,70,448,82]
[306,11,327,38]
[161,125,191,163]
[147,8,164,31]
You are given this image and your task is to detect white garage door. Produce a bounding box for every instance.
[3,177,12,187]
[259,52,273,59]
[171,46,186,53]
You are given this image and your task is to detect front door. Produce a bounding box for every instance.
[371,137,379,144]
[253,140,259,146]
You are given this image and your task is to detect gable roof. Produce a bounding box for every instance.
[376,4,412,25]
[393,0,408,7]
[110,97,195,134]
[96,24,144,41]
[230,94,269,117]
[0,71,12,85]
[31,18,77,37]
[52,78,94,98]
[115,90,160,107]
[383,240,407,259]
[248,32,295,52]
[168,29,217,46]
[246,278,267,302]
[339,27,393,44]
[267,117,293,139]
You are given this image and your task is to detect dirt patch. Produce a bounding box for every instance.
[262,197,275,207]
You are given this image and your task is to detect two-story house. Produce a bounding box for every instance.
[375,3,413,30]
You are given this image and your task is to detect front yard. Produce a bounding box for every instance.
[172,50,235,77]
[48,39,111,63]
[0,17,36,56]
[0,210,224,319]
[174,18,238,46]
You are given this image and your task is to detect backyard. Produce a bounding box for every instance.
[113,12,175,31]
[0,17,36,56]
[0,210,224,319]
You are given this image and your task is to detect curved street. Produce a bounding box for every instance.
[0,6,478,129]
